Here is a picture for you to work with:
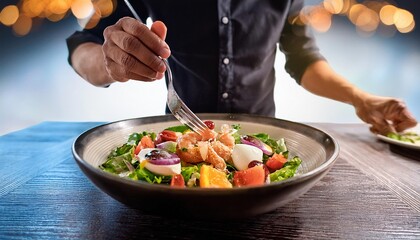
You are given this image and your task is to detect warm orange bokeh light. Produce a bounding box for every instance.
[0,5,20,26]
[295,6,312,25]
[96,0,115,18]
[48,0,72,15]
[294,0,415,35]
[80,5,101,29]
[71,0,94,19]
[12,14,32,36]
[397,20,415,34]
[394,9,414,29]
[0,0,119,35]
[309,6,332,32]
[47,12,67,22]
[380,5,398,26]
[21,0,45,18]
[348,4,365,25]
[357,8,379,32]
[340,0,355,15]
[0,0,415,36]
[323,0,343,15]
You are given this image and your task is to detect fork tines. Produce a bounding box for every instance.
[175,106,208,134]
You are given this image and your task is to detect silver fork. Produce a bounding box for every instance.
[162,60,209,134]
[124,0,209,135]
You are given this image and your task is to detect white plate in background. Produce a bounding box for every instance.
[377,125,420,150]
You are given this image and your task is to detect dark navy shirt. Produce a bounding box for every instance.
[67,0,325,117]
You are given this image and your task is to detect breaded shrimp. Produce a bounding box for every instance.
[176,132,203,163]
[210,140,232,162]
[175,125,234,170]
[200,128,217,141]
[206,145,226,170]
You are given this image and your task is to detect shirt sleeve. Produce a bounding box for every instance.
[66,0,149,66]
[279,0,326,84]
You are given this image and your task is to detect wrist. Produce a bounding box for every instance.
[72,43,116,87]
[349,88,370,109]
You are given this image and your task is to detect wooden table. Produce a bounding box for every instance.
[1,121,419,239]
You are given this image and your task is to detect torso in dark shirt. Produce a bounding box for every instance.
[66,0,324,117]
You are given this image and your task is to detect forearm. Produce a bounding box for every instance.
[71,42,115,87]
[300,61,417,133]
[300,60,368,107]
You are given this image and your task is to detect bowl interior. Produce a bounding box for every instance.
[77,114,337,180]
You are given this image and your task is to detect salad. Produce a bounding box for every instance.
[99,121,302,188]
[387,131,420,145]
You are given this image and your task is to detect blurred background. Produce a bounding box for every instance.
[0,0,419,135]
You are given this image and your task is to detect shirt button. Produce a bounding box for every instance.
[223,58,230,65]
[221,17,229,24]
[222,92,229,99]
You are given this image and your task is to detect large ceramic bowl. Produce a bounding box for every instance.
[72,113,339,219]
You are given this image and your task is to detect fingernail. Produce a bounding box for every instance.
[159,47,171,58]
[156,72,164,79]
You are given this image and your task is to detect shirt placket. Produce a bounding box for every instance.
[217,0,233,113]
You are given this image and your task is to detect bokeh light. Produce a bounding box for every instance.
[12,14,32,36]
[96,0,114,18]
[47,12,67,22]
[350,4,380,33]
[394,9,414,29]
[21,0,45,18]
[48,0,72,15]
[0,0,116,36]
[397,19,415,33]
[0,0,416,37]
[71,0,94,19]
[0,5,20,26]
[291,0,416,36]
[323,0,344,15]
[308,6,332,32]
[80,4,101,29]
[380,5,398,26]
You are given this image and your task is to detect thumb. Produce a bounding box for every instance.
[371,117,396,135]
[151,21,167,40]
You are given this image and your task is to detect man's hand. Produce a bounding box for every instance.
[102,17,171,82]
[353,95,417,135]
[300,61,417,135]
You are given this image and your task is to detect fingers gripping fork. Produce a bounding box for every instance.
[124,0,210,135]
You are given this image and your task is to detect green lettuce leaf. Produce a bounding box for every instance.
[108,143,134,158]
[252,133,288,159]
[100,147,134,174]
[269,156,302,182]
[181,165,202,187]
[165,125,190,133]
[126,131,157,146]
[129,167,172,184]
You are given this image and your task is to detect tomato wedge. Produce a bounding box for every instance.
[134,135,155,155]
[158,130,178,142]
[266,153,288,173]
[233,165,265,187]
[170,174,185,187]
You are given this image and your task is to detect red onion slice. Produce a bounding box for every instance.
[240,135,273,156]
[147,157,180,165]
[140,148,181,165]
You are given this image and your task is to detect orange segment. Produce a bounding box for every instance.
[200,164,232,188]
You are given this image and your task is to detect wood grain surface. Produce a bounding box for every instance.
[0,121,419,239]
